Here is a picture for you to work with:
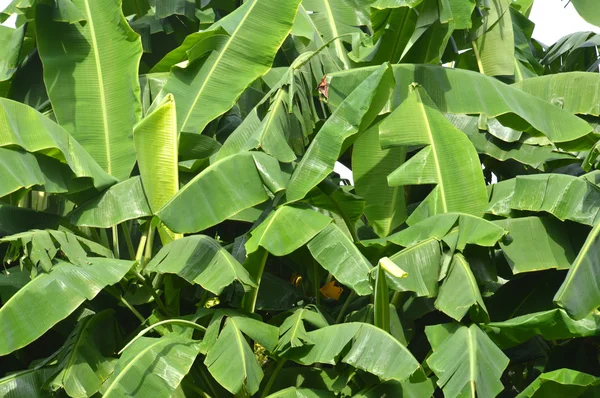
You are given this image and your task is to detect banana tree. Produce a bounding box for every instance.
[1,0,600,397]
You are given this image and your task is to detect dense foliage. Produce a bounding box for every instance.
[1,0,600,396]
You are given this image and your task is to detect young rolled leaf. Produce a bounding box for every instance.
[285,63,393,203]
[483,309,600,349]
[36,0,143,180]
[286,322,420,382]
[426,324,509,398]
[0,258,133,356]
[554,219,600,319]
[307,223,373,295]
[516,369,600,398]
[146,235,255,295]
[380,84,488,224]
[103,336,199,397]
[328,65,593,143]
[153,0,302,134]
[246,205,331,256]
[352,121,407,238]
[68,177,152,228]
[434,254,489,322]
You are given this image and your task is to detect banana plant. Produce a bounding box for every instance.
[1,0,600,397]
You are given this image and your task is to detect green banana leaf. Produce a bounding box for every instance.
[514,72,600,116]
[48,310,118,397]
[426,323,509,398]
[380,85,488,224]
[554,219,600,319]
[286,322,420,382]
[0,98,116,190]
[353,121,406,238]
[145,235,255,294]
[487,174,600,226]
[285,63,393,203]
[153,0,301,134]
[571,0,600,28]
[156,152,285,233]
[434,254,489,322]
[307,223,372,295]
[133,94,179,212]
[246,205,331,256]
[387,239,441,297]
[494,217,575,274]
[0,23,26,82]
[387,213,507,250]
[483,309,600,349]
[472,0,514,77]
[36,0,143,180]
[102,336,199,397]
[265,387,335,398]
[275,306,329,354]
[327,65,592,143]
[68,177,152,228]
[0,367,57,398]
[517,369,600,398]
[353,376,435,398]
[0,205,60,237]
[0,258,133,356]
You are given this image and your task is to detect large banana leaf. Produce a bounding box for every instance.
[0,24,26,82]
[353,377,435,398]
[517,369,600,398]
[133,94,178,212]
[307,223,372,295]
[554,219,600,319]
[483,309,600,349]
[434,254,489,322]
[285,63,393,203]
[275,306,329,354]
[352,121,406,238]
[387,239,441,297]
[0,258,133,356]
[327,65,593,143]
[0,205,59,237]
[68,177,152,228]
[494,217,575,274]
[487,174,600,226]
[287,323,420,382]
[471,0,514,77]
[102,336,199,397]
[246,205,331,256]
[0,367,57,398]
[514,72,600,116]
[571,0,600,28]
[153,0,301,134]
[426,323,509,398]
[48,310,118,397]
[146,235,255,294]
[380,85,488,224]
[36,0,143,180]
[156,152,284,233]
[266,387,335,398]
[0,98,115,190]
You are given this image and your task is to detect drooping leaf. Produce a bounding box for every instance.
[103,336,199,397]
[471,0,514,77]
[153,0,301,134]
[0,258,133,356]
[327,65,592,143]
[133,93,179,212]
[434,254,489,322]
[494,217,575,274]
[156,152,284,233]
[380,84,488,224]
[68,177,152,228]
[285,63,393,203]
[386,239,441,297]
[275,306,329,354]
[146,235,255,295]
[426,324,509,398]
[36,0,143,180]
[0,24,26,82]
[48,310,118,397]
[554,219,600,319]
[516,369,600,398]
[352,121,406,238]
[483,309,600,349]
[287,322,420,382]
[0,205,59,238]
[571,0,600,28]
[0,98,116,190]
[307,223,372,295]
[245,205,331,256]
